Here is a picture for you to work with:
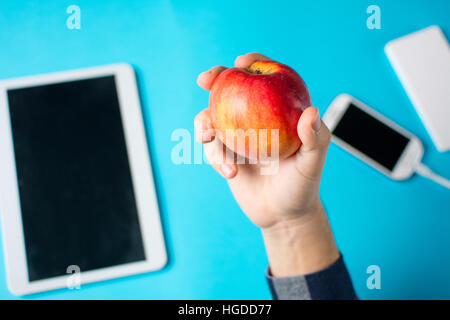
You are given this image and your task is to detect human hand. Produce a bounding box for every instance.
[195,53,339,275]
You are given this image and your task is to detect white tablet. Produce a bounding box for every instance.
[0,64,167,295]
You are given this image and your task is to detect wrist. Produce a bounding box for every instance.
[261,201,340,277]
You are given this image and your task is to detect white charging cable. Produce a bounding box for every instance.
[415,163,450,189]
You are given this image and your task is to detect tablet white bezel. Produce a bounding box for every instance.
[0,64,167,295]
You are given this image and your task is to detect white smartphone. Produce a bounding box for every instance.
[323,94,424,180]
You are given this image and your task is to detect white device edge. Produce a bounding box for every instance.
[0,63,167,295]
[385,25,450,152]
[323,94,423,181]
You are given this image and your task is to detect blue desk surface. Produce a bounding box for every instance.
[0,0,449,299]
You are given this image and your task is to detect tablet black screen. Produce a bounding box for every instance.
[7,75,146,281]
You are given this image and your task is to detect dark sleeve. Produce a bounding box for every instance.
[266,255,357,300]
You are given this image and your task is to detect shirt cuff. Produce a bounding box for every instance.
[266,255,357,300]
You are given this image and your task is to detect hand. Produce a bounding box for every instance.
[195,53,339,276]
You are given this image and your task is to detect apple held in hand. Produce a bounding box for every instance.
[209,60,311,160]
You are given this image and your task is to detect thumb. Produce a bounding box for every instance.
[294,106,331,181]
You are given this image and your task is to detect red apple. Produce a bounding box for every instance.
[209,60,311,160]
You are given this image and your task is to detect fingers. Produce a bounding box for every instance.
[194,109,215,143]
[298,107,331,152]
[217,161,238,179]
[197,53,272,91]
[203,139,239,179]
[194,108,238,179]
[197,66,227,91]
[295,107,331,181]
[234,52,273,68]
[196,52,273,178]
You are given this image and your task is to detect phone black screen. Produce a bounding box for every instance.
[7,75,146,282]
[332,103,410,171]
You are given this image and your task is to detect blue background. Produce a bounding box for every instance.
[0,0,449,299]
